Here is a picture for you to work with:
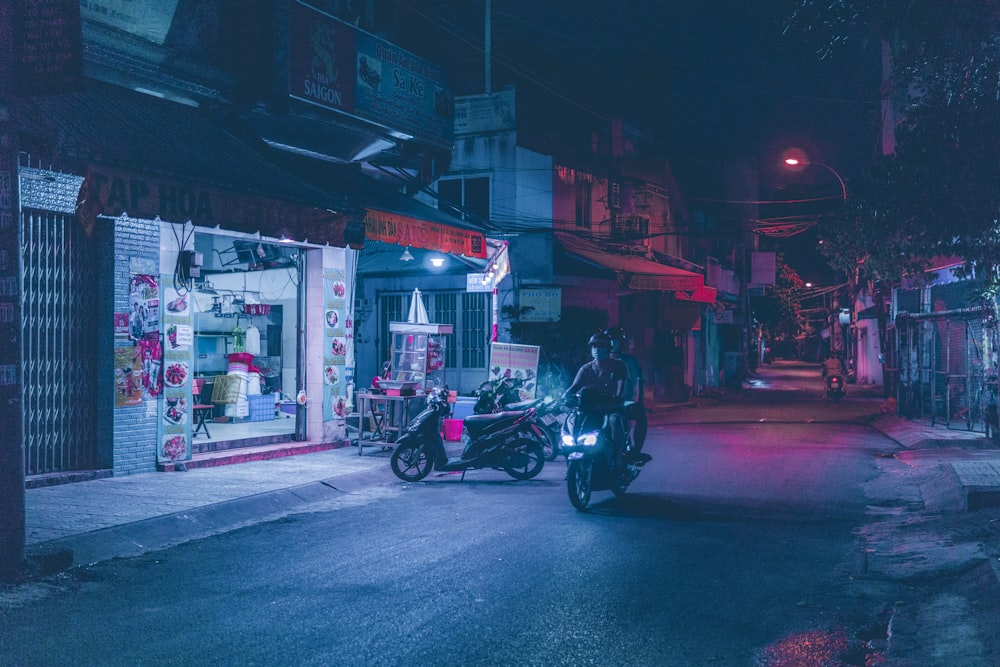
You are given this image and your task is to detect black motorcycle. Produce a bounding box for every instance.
[825,373,846,401]
[390,387,547,482]
[560,388,645,509]
[473,376,525,415]
[501,395,565,461]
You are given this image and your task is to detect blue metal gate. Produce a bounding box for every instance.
[20,167,100,476]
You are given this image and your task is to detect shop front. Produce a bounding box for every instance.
[554,233,716,401]
[16,81,363,478]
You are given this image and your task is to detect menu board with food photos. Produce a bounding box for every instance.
[157,280,194,465]
[323,268,349,421]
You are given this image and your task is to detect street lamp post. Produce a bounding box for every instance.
[781,154,853,372]
[783,158,847,202]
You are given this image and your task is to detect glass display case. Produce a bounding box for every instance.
[388,322,453,391]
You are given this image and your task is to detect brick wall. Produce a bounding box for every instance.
[107,216,160,475]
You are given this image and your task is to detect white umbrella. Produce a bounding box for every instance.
[407,288,429,324]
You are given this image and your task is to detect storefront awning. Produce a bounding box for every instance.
[675,284,719,304]
[264,153,490,259]
[557,233,710,294]
[16,80,365,247]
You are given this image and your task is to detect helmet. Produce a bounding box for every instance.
[604,326,626,344]
[587,332,611,349]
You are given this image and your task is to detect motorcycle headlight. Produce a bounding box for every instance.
[577,431,599,446]
[561,433,575,447]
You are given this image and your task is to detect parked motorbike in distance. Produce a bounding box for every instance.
[826,373,846,401]
[473,376,525,415]
[390,386,547,482]
[560,388,645,510]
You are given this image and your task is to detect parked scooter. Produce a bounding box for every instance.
[473,376,566,460]
[502,395,566,461]
[825,373,846,401]
[473,376,525,415]
[390,386,548,482]
[560,388,646,509]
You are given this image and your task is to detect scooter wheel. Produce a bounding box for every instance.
[504,440,545,480]
[542,428,559,461]
[390,442,433,482]
[567,459,592,510]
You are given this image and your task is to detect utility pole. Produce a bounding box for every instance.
[0,2,26,582]
[484,0,491,94]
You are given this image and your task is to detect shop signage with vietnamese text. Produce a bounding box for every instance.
[364,208,486,258]
[76,165,362,248]
[288,0,453,148]
[518,288,561,322]
[488,343,540,399]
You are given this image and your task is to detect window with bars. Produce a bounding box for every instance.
[377,290,490,373]
[612,214,650,239]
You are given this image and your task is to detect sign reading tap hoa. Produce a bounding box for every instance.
[75,165,361,248]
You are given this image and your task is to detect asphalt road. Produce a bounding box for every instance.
[1,363,996,666]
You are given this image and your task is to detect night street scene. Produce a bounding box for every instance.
[3,1,1000,665]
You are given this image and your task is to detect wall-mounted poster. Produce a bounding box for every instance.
[114,345,142,407]
[129,274,159,340]
[114,312,130,338]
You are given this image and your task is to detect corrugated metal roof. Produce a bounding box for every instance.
[16,79,356,214]
[556,232,706,292]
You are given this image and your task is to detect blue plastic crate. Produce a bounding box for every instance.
[247,394,274,422]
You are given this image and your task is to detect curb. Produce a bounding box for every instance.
[26,467,395,571]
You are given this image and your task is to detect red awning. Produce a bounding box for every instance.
[557,233,709,294]
[364,209,487,259]
[675,284,718,304]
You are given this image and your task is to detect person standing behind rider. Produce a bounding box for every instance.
[605,326,650,463]
[563,333,629,456]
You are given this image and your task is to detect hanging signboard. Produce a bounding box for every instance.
[466,273,492,292]
[488,343,540,399]
[288,0,453,148]
[363,208,486,258]
[518,288,561,322]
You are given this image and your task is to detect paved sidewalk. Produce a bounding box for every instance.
[24,446,398,569]
[868,414,1000,510]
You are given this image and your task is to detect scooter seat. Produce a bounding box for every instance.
[464,410,525,438]
[465,410,524,424]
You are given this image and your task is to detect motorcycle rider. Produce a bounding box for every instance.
[563,332,630,466]
[605,326,651,464]
[822,353,846,396]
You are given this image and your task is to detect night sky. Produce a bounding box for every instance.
[388,0,882,282]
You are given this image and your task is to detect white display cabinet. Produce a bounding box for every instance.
[387,321,453,392]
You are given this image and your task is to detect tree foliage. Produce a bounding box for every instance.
[787,1,1000,295]
[751,254,806,343]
